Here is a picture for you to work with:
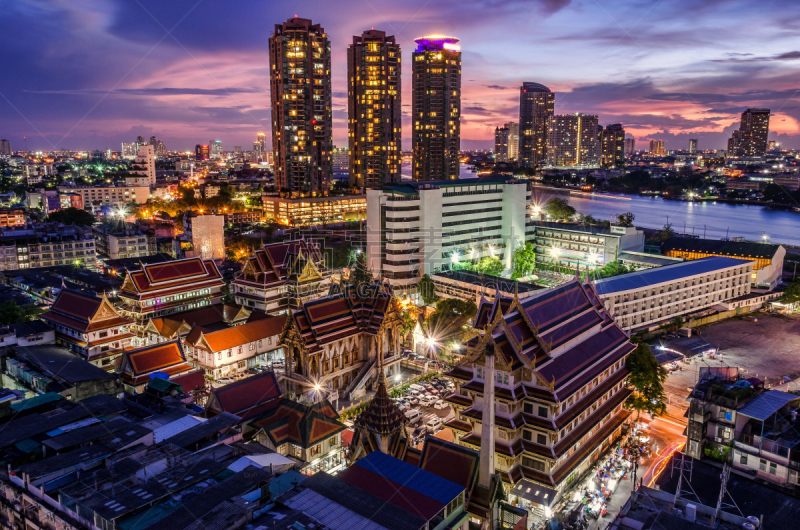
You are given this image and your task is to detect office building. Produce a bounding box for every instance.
[594,257,753,331]
[600,123,625,167]
[445,279,635,505]
[648,139,665,156]
[689,138,698,154]
[506,121,520,161]
[0,139,10,156]
[519,82,555,168]
[623,137,635,156]
[431,269,542,303]
[231,239,333,314]
[92,225,156,260]
[188,213,225,260]
[195,144,209,161]
[411,35,462,181]
[366,176,531,286]
[530,221,644,270]
[40,289,135,369]
[547,114,600,168]
[774,175,800,191]
[661,236,785,291]
[269,17,332,193]
[130,144,156,186]
[331,146,349,172]
[261,193,366,225]
[209,139,223,159]
[57,185,150,209]
[347,29,401,189]
[494,126,510,162]
[121,142,137,159]
[149,135,167,156]
[733,108,771,157]
[118,257,226,321]
[255,131,267,159]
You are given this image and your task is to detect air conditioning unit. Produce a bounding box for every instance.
[715,437,722,443]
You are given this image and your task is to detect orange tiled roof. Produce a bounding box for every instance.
[208,371,282,420]
[187,314,287,353]
[40,290,132,333]
[252,397,345,449]
[121,258,224,298]
[119,340,190,377]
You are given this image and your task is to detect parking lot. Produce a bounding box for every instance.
[392,375,456,444]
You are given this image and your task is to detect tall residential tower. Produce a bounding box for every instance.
[547,114,600,168]
[734,108,770,157]
[411,36,461,181]
[519,82,555,168]
[269,17,332,193]
[601,124,625,167]
[347,30,401,190]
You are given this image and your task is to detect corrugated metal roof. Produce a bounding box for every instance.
[152,415,206,443]
[594,256,751,295]
[738,390,800,421]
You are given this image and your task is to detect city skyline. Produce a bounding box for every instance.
[2,0,800,152]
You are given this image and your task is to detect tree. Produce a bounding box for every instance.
[0,300,41,326]
[511,242,536,279]
[652,223,675,243]
[418,274,438,306]
[543,197,576,220]
[594,260,635,279]
[626,342,668,421]
[473,256,505,276]
[426,298,478,350]
[616,212,635,227]
[782,279,800,304]
[47,207,96,226]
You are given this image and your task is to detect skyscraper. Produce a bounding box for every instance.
[195,144,209,161]
[347,29,401,189]
[494,126,510,162]
[121,142,137,159]
[0,139,11,156]
[688,138,698,154]
[519,82,555,168]
[130,145,156,186]
[727,131,739,157]
[209,140,223,159]
[255,132,267,158]
[735,108,770,157]
[149,135,167,156]
[547,114,600,168]
[411,35,461,181]
[624,137,636,156]
[505,122,520,161]
[269,17,332,193]
[648,139,665,156]
[600,124,625,167]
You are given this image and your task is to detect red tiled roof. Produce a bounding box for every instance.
[209,371,282,417]
[170,369,207,392]
[40,290,132,333]
[123,258,224,296]
[144,257,207,283]
[122,341,188,376]
[251,397,345,448]
[418,436,479,493]
[189,315,287,353]
[49,290,100,322]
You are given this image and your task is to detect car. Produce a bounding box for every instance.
[426,417,443,433]
[420,395,436,407]
[405,409,423,423]
[411,426,426,442]
[398,402,410,412]
[213,377,235,387]
[407,396,420,405]
[433,400,447,410]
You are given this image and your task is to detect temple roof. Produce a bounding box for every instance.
[251,398,346,449]
[117,340,193,386]
[206,371,282,422]
[185,314,287,353]
[354,372,407,436]
[236,239,330,287]
[40,289,132,333]
[120,257,225,300]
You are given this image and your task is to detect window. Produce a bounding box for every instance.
[228,350,232,358]
[524,403,533,414]
[760,459,767,472]
[98,331,108,338]
[537,433,547,445]
[769,462,777,475]
[523,430,532,441]
[522,456,545,471]
[740,454,748,465]
[538,406,548,418]
[249,343,255,351]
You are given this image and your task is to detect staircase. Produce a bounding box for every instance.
[344,357,377,400]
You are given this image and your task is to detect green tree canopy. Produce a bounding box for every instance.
[47,207,96,226]
[418,274,438,306]
[544,197,576,220]
[626,342,668,420]
[473,256,504,276]
[425,298,478,348]
[0,300,42,326]
[511,242,536,279]
[616,212,635,227]
[781,279,800,304]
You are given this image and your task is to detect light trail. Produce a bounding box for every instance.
[646,441,685,487]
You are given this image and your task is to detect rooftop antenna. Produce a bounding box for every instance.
[712,462,743,526]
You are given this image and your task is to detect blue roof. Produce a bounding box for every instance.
[593,256,751,295]
[354,450,464,505]
[738,390,800,421]
[10,392,63,412]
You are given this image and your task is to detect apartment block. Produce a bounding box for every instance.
[262,194,366,225]
[0,225,96,270]
[93,226,156,260]
[57,185,150,209]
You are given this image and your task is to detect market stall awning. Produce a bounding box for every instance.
[510,479,558,507]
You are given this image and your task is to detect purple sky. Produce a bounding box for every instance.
[3,0,800,153]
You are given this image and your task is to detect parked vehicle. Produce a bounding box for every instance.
[426,417,443,433]
[407,396,420,405]
[419,395,436,407]
[398,402,410,412]
[213,378,235,387]
[405,409,423,423]
[433,400,447,410]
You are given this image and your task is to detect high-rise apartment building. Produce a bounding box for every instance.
[648,139,665,156]
[209,140,223,159]
[411,35,461,181]
[601,123,625,167]
[0,139,12,156]
[130,144,156,187]
[195,144,209,161]
[121,142,137,159]
[519,82,555,168]
[732,108,770,157]
[689,138,698,154]
[269,17,332,193]
[233,146,243,157]
[332,147,349,172]
[547,114,600,168]
[494,126,510,162]
[505,121,520,161]
[347,29,401,190]
[624,137,636,156]
[255,132,267,159]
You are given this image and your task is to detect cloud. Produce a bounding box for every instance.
[711,51,800,63]
[28,87,259,96]
[486,85,508,90]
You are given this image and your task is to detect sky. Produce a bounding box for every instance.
[3,0,800,153]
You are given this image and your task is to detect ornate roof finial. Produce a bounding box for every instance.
[513,280,519,301]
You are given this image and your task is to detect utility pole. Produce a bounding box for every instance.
[703,224,706,239]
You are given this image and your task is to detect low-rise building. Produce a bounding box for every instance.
[661,236,785,291]
[0,321,55,348]
[224,210,262,225]
[116,340,195,393]
[528,221,645,271]
[57,184,150,209]
[232,239,332,315]
[39,289,135,369]
[117,257,226,322]
[137,303,252,347]
[183,314,287,379]
[0,209,25,229]
[0,225,96,270]
[205,371,283,424]
[92,225,157,260]
[431,269,543,303]
[262,193,366,226]
[594,256,753,331]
